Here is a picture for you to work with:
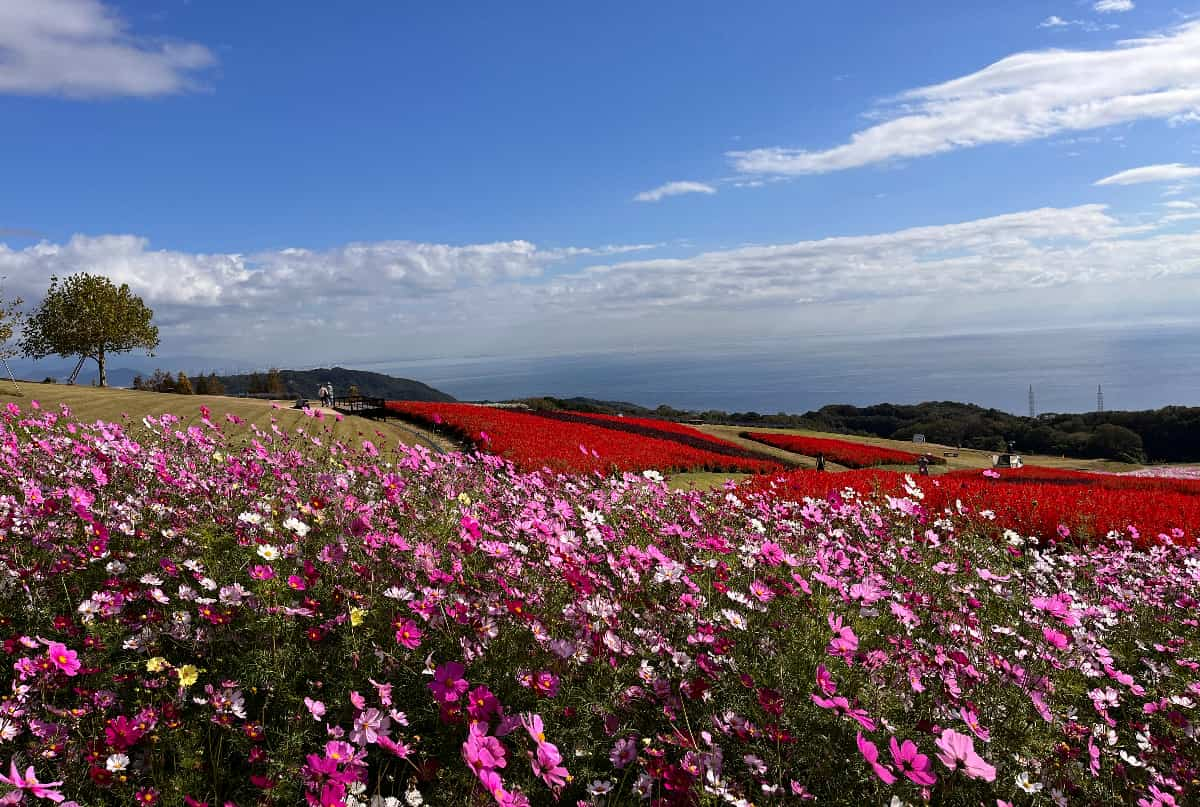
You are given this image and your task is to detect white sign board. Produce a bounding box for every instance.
[913,434,926,443]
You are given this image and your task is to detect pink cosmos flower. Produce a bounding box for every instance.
[1137,784,1178,807]
[889,736,937,786]
[1042,627,1071,651]
[935,729,996,782]
[45,643,81,677]
[376,734,412,759]
[520,713,547,745]
[610,737,637,769]
[826,613,859,660]
[430,662,470,704]
[463,722,507,773]
[395,619,423,650]
[0,759,66,802]
[467,686,501,723]
[959,706,990,742]
[815,665,837,696]
[530,742,569,789]
[530,671,559,698]
[303,698,326,720]
[855,733,896,784]
[811,694,875,731]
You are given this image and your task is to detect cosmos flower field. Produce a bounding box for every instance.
[1,401,1197,806]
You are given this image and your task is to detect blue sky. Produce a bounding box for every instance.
[1,0,1199,385]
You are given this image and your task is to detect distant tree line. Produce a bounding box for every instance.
[526,398,1200,464]
[132,371,226,395]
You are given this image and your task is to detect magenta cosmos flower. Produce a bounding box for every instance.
[45,642,81,677]
[889,737,937,786]
[429,661,469,703]
[935,729,996,782]
[855,733,896,785]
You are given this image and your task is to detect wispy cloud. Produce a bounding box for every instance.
[728,21,1200,176]
[1095,163,1200,185]
[0,0,216,98]
[1038,16,1117,31]
[1094,0,1134,12]
[633,181,717,203]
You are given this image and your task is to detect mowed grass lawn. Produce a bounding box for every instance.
[0,381,451,452]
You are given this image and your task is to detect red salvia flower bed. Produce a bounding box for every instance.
[751,466,1199,545]
[386,402,782,475]
[742,432,932,468]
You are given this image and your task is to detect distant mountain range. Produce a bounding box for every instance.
[216,367,455,402]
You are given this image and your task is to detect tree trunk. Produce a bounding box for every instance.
[97,348,106,387]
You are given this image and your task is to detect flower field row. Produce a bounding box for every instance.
[753,466,1200,545]
[742,432,936,468]
[0,401,1196,806]
[384,401,782,474]
[527,410,783,464]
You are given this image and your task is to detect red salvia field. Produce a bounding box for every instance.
[742,432,933,468]
[385,401,783,474]
[751,466,1200,545]
[527,410,780,463]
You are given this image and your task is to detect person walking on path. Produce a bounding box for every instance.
[318,384,330,408]
[918,454,930,476]
[816,453,825,472]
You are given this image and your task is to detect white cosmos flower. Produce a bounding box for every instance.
[282,517,310,537]
[1015,772,1043,793]
[257,544,280,561]
[106,753,130,772]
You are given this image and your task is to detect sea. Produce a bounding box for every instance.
[379,323,1200,416]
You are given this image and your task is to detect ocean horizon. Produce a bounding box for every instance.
[379,323,1200,416]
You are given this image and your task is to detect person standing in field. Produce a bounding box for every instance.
[918,454,930,476]
[816,453,825,472]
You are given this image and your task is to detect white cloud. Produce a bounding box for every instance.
[1162,200,1198,209]
[1037,16,1118,32]
[1094,0,1134,12]
[633,181,717,203]
[4,204,1199,363]
[729,21,1200,176]
[1095,163,1200,185]
[0,0,215,98]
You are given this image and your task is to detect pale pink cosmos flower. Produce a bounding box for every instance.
[303,698,326,720]
[609,737,637,769]
[935,729,996,782]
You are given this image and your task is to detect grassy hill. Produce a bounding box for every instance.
[216,367,455,402]
[0,381,453,453]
